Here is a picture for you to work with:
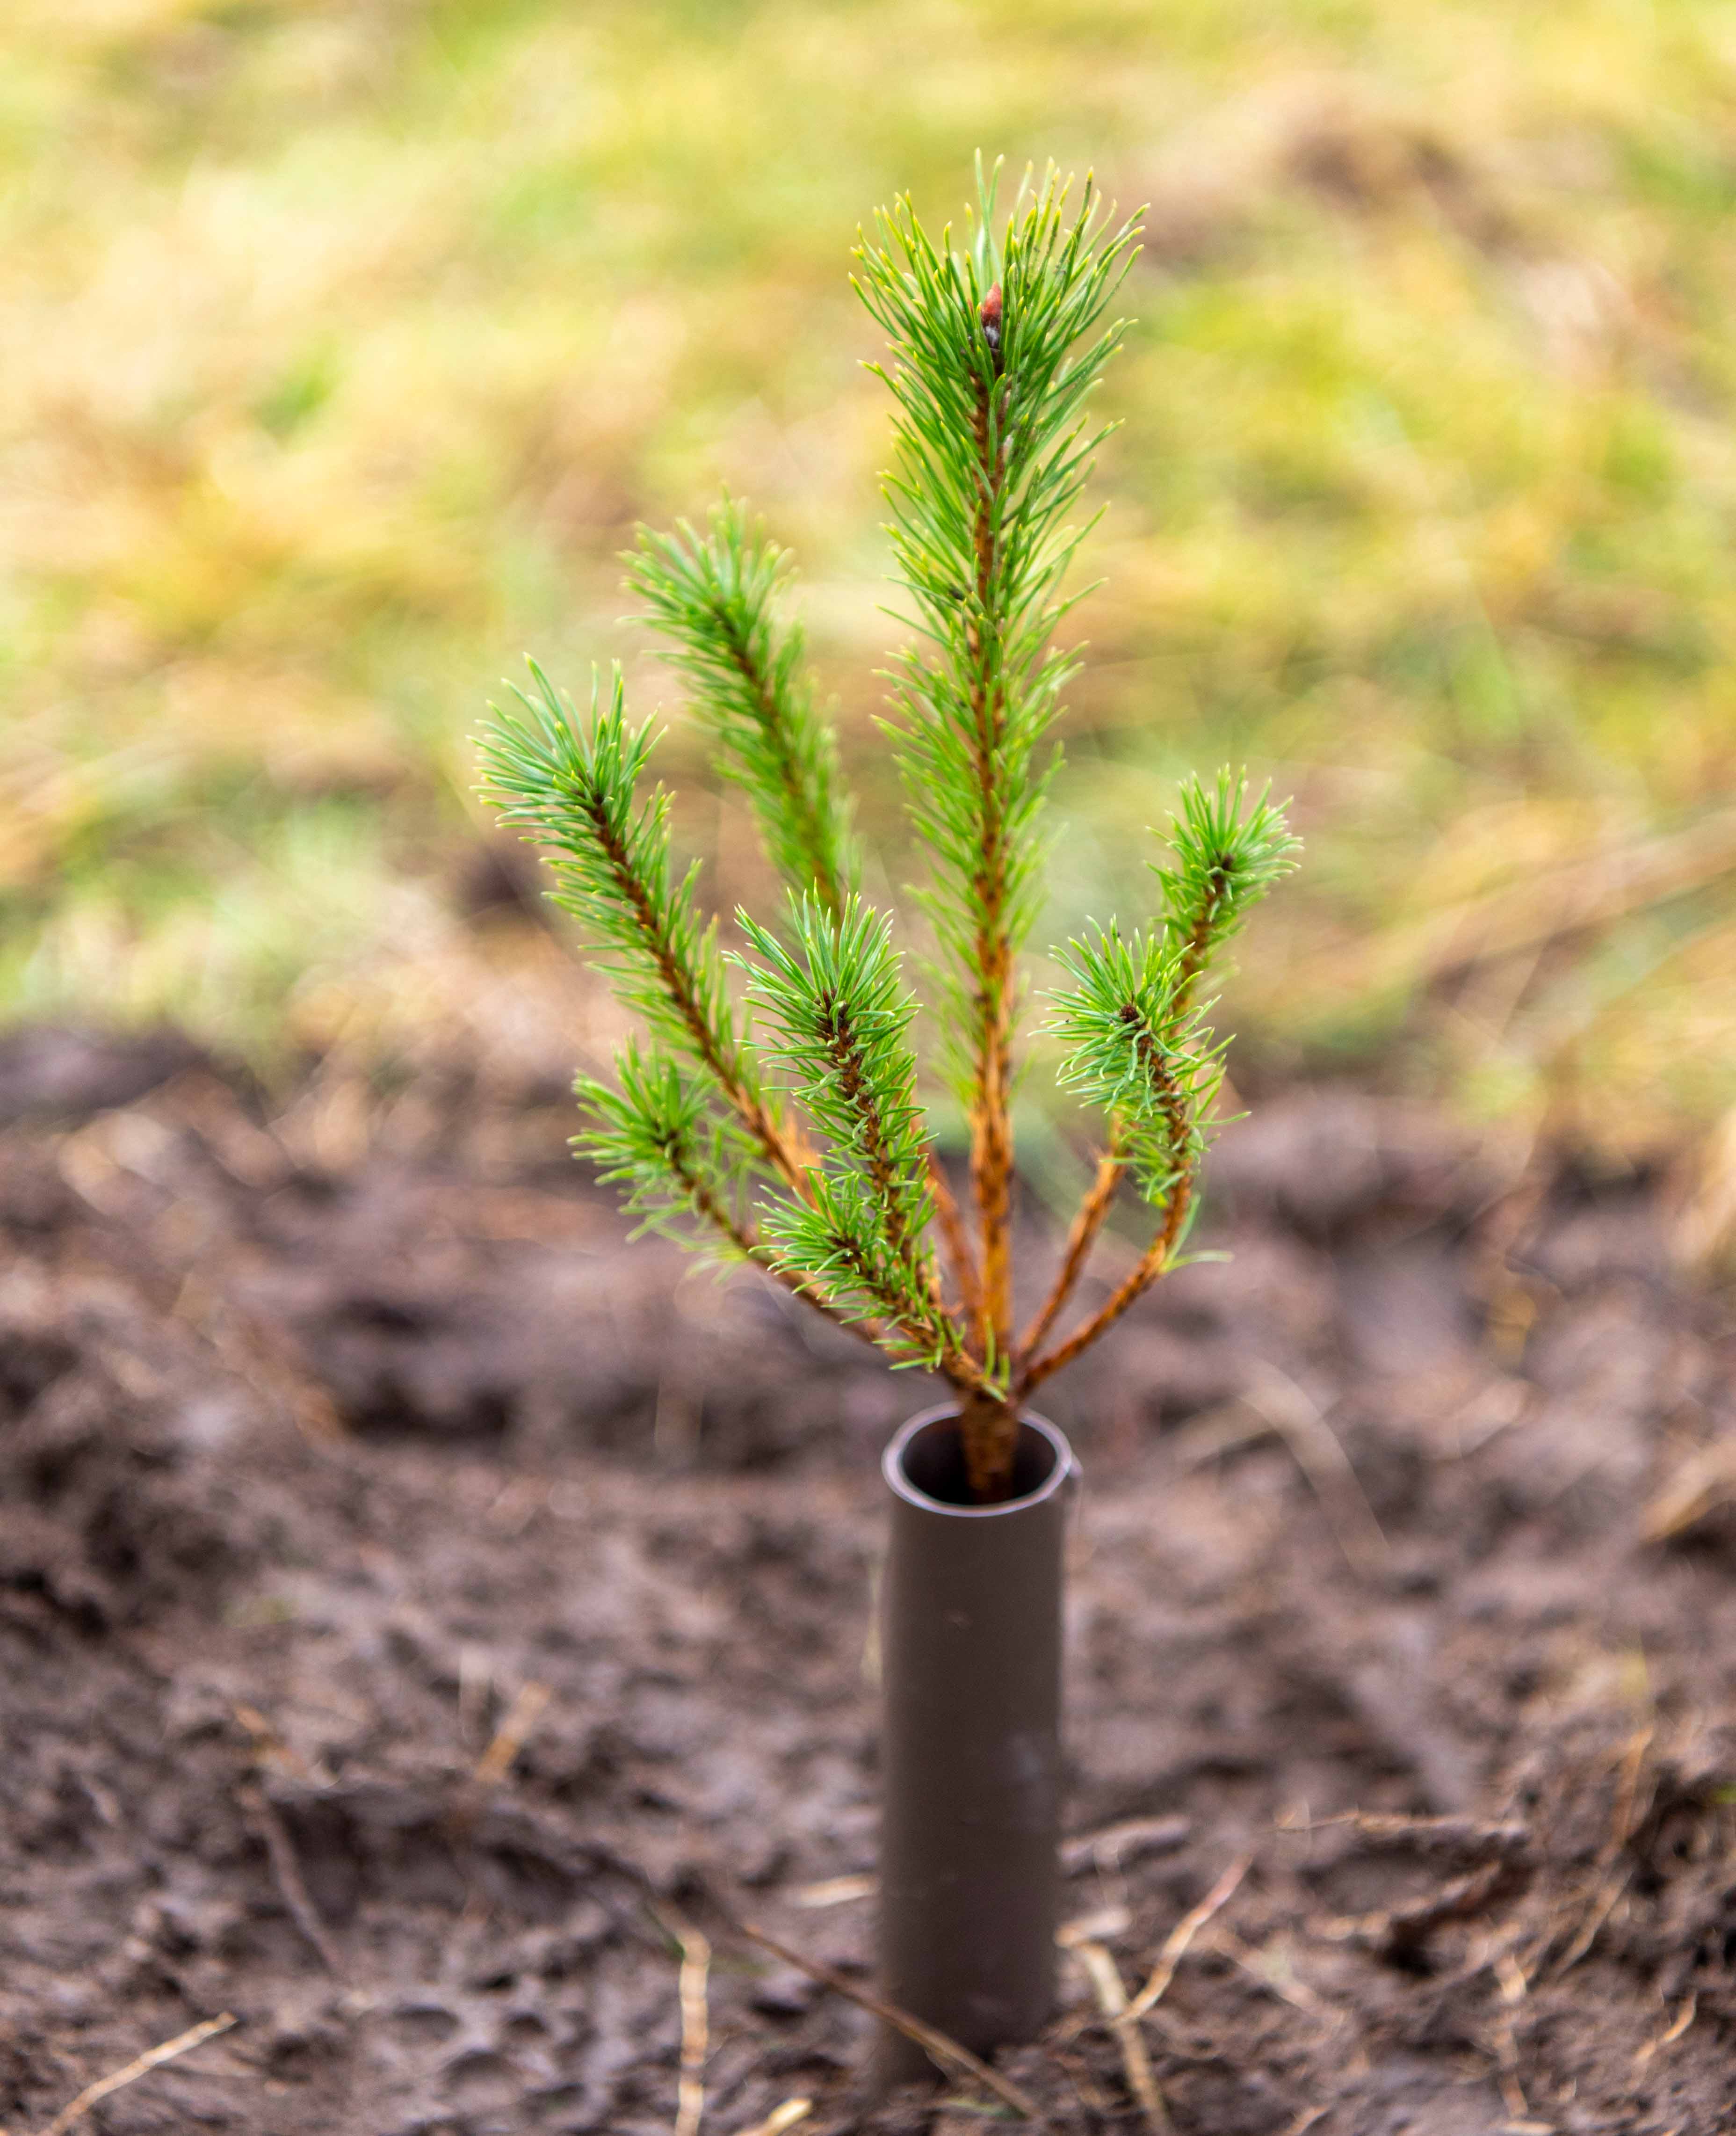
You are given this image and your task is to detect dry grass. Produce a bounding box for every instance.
[4,0,1736,1172]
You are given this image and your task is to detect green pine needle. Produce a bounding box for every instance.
[1045,773,1296,1206]
[627,497,857,917]
[1048,924,1226,1207]
[854,157,1143,1096]
[736,895,961,1369]
[1155,770,1302,1005]
[574,1042,760,1255]
[475,659,775,1161]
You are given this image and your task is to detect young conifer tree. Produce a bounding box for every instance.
[478,163,1299,1502]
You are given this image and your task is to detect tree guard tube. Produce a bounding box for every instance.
[876,1405,1077,2087]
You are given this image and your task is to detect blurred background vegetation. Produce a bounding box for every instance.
[6,0,1736,1191]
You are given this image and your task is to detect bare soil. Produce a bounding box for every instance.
[2,1026,1734,2135]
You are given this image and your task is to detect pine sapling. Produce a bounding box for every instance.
[478,161,1300,1503]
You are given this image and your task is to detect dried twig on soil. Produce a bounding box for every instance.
[1674,1100,1736,1272]
[1490,2000,1531,2124]
[737,2102,812,2136]
[1065,1932,1172,2133]
[231,1701,322,1784]
[34,2012,237,2136]
[1287,1810,1526,1853]
[239,1784,346,1979]
[471,1678,552,1787]
[1239,1368,1391,1578]
[1545,1864,1631,1981]
[1213,1928,1327,2014]
[651,1910,711,2136]
[731,1917,1043,2121]
[1060,1813,1191,1876]
[1603,1725,1656,1865]
[1058,1904,1132,1946]
[171,1270,345,1446]
[1539,1725,1653,1982]
[787,1873,875,1908]
[1302,1813,1534,1961]
[1634,1994,1697,2068]
[1167,1372,1390,1579]
[1641,1439,1736,1540]
[1292,805,1736,1004]
[1121,1854,1251,2025]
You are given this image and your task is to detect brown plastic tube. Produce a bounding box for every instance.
[875,1404,1077,2089]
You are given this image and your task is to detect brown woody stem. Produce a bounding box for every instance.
[1172,879,1224,1016]
[1016,1132,1125,1365]
[958,1385,1020,1503]
[966,296,1014,1360]
[926,1149,984,1333]
[1015,1169,1195,1400]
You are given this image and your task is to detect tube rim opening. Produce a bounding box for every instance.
[882,1404,1076,1517]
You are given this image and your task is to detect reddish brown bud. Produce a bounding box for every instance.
[976,282,1005,381]
[979,281,1003,359]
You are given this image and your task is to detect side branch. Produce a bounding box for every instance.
[1016,1132,1123,1363]
[584,792,813,1202]
[926,1153,984,1331]
[831,1228,983,1392]
[721,628,846,918]
[629,503,854,923]
[823,996,932,1294]
[739,896,976,1367]
[754,1247,890,1358]
[1035,930,1219,1397]
[819,1002,969,1342]
[668,1138,882,1355]
[1028,783,1284,1359]
[1015,1168,1195,1399]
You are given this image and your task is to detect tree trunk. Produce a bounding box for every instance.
[957,1385,1020,1502]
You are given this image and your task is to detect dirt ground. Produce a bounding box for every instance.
[3,1024,1735,2136]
